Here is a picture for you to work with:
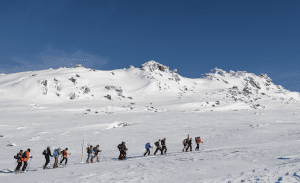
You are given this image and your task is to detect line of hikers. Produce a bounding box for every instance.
[142,136,203,158]
[13,136,203,171]
[14,147,70,172]
[42,147,70,169]
[182,136,203,152]
[86,144,102,163]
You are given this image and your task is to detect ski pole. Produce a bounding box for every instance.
[48,158,51,169]
[28,158,32,170]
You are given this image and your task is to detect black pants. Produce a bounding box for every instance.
[196,143,200,150]
[154,146,162,155]
[144,149,150,156]
[60,157,68,164]
[183,144,187,152]
[186,144,192,152]
[22,161,28,171]
[44,157,50,168]
[161,146,167,155]
[15,161,22,171]
[119,150,126,160]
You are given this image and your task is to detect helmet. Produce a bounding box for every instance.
[66,148,68,150]
[97,145,99,147]
[47,146,50,149]
[20,150,23,152]
[27,148,31,152]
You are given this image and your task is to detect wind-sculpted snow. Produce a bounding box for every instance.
[1,61,300,183]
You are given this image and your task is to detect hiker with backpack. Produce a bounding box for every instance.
[182,138,188,152]
[186,138,193,152]
[53,148,61,168]
[161,138,167,155]
[154,139,162,155]
[117,141,127,160]
[22,148,32,172]
[195,136,203,151]
[92,145,102,162]
[60,148,70,165]
[86,145,93,163]
[43,146,53,169]
[143,142,153,156]
[14,150,23,172]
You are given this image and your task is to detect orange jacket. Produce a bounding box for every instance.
[196,138,203,144]
[23,151,30,162]
[63,150,69,158]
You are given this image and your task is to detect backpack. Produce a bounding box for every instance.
[145,143,150,149]
[182,139,186,144]
[42,149,47,155]
[23,151,27,159]
[53,149,58,156]
[154,141,159,146]
[14,154,19,159]
[93,147,97,153]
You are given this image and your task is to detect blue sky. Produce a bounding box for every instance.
[0,0,299,91]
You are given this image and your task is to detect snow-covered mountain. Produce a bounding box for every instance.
[1,61,300,183]
[0,60,298,106]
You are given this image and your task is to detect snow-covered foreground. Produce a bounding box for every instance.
[1,61,300,182]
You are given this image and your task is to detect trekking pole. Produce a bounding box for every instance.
[48,158,51,169]
[81,139,84,163]
[28,158,32,170]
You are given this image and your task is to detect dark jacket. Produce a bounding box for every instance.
[87,147,93,154]
[118,142,127,151]
[154,141,160,147]
[44,148,53,158]
[161,139,166,146]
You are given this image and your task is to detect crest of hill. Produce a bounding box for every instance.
[203,68,300,100]
[0,61,299,103]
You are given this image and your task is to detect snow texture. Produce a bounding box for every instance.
[0,61,300,182]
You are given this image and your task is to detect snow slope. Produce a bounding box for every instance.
[1,61,300,182]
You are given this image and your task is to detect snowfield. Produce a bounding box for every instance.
[1,61,300,182]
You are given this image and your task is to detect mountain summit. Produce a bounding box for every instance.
[0,61,298,110]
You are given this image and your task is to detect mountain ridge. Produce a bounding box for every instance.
[0,61,298,108]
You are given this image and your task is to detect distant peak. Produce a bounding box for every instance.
[142,60,171,73]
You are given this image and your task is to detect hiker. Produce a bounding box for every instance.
[161,138,167,155]
[182,138,188,152]
[186,138,192,152]
[43,146,53,169]
[22,148,32,172]
[92,145,102,162]
[86,145,93,163]
[14,150,23,172]
[60,148,70,165]
[144,142,152,156]
[195,136,203,151]
[154,139,162,155]
[53,147,61,168]
[117,142,127,160]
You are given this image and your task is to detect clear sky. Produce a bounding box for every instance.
[0,0,299,91]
